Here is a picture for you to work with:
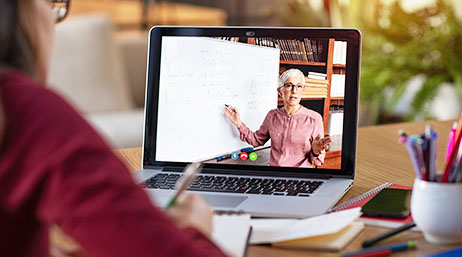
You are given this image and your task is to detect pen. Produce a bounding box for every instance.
[415,137,428,181]
[427,126,437,182]
[328,250,391,257]
[225,104,235,112]
[404,136,423,180]
[341,241,415,257]
[446,122,457,163]
[217,154,231,162]
[240,147,254,153]
[420,134,430,180]
[362,222,416,248]
[164,162,203,208]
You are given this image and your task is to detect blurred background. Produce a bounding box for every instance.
[49,0,461,148]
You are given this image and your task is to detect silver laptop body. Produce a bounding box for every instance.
[136,26,361,218]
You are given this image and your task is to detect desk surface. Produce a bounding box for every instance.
[114,120,458,257]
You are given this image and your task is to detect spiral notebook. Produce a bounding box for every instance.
[329,182,413,228]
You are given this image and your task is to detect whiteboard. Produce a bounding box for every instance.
[156,37,280,162]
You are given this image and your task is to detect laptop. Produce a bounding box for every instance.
[135,27,361,218]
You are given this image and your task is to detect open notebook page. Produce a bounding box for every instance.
[212,214,251,257]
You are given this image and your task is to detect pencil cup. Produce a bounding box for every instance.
[411,178,462,245]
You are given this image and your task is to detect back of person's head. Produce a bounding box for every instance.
[0,0,44,146]
[0,0,39,78]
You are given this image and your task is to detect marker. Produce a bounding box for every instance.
[225,104,235,112]
[446,122,457,163]
[217,154,231,162]
[425,125,437,181]
[442,114,462,183]
[240,147,254,153]
[398,130,408,144]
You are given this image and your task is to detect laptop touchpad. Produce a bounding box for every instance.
[200,194,247,208]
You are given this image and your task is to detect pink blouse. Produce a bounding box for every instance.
[238,106,325,167]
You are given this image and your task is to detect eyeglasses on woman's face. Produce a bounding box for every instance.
[48,0,70,23]
[283,83,304,92]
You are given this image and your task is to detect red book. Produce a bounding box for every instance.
[330,182,414,229]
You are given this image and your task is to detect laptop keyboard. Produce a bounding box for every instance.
[143,173,324,197]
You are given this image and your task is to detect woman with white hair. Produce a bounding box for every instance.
[225,68,332,167]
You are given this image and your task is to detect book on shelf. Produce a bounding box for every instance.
[304,39,315,62]
[303,86,328,98]
[216,37,240,42]
[330,73,345,97]
[328,108,343,151]
[311,40,319,61]
[305,77,329,85]
[305,84,328,88]
[329,182,415,229]
[308,71,327,80]
[299,40,309,62]
[317,40,324,62]
[254,38,325,63]
[333,40,347,65]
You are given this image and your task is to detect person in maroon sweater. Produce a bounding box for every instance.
[0,1,228,257]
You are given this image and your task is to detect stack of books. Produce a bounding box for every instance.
[307,71,327,80]
[254,38,325,63]
[303,76,328,98]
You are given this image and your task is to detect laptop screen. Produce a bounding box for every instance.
[144,27,360,177]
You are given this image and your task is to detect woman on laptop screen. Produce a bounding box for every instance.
[225,68,332,168]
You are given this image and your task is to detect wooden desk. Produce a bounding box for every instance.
[114,120,457,256]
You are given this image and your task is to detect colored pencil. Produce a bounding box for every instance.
[441,114,462,183]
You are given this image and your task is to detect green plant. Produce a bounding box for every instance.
[360,0,462,122]
[270,0,462,123]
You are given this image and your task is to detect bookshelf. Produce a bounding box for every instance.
[248,37,345,169]
[280,60,326,66]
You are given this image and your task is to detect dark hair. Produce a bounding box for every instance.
[0,0,36,76]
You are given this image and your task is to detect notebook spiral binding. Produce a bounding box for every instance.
[328,182,393,213]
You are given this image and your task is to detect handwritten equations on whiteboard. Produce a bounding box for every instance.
[156,37,280,162]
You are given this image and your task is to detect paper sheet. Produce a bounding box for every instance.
[213,214,251,257]
[250,208,361,244]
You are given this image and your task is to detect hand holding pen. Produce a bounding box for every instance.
[163,163,214,237]
[165,162,203,208]
[164,194,214,238]
[224,104,243,128]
